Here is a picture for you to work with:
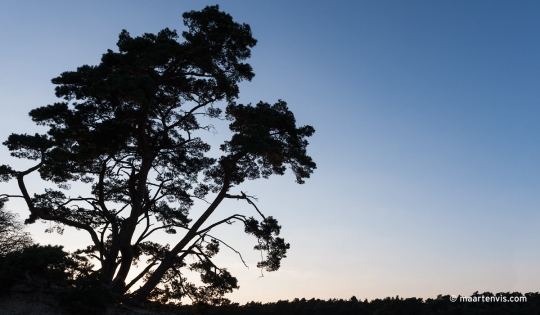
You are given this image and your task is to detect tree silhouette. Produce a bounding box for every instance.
[166,293,540,315]
[0,5,315,305]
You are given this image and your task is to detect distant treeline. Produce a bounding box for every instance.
[167,292,540,315]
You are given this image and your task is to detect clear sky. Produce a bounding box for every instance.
[1,0,540,303]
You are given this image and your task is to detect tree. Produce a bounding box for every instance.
[0,5,315,305]
[0,198,33,255]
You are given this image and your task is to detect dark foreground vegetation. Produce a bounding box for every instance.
[163,293,540,315]
[1,206,540,315]
[1,243,539,315]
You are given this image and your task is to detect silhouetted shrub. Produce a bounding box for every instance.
[57,271,115,315]
[0,244,77,291]
[0,244,115,314]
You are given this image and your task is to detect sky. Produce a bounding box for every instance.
[1,0,540,304]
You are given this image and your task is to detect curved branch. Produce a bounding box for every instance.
[136,224,189,246]
[98,158,118,235]
[16,165,101,249]
[134,210,152,246]
[196,214,246,235]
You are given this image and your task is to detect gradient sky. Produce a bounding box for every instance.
[1,0,540,303]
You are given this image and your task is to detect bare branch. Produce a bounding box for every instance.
[196,214,246,235]
[225,191,266,220]
[0,194,24,199]
[206,234,249,269]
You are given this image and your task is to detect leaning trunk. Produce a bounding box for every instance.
[131,174,231,303]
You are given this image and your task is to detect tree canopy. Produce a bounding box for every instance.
[0,5,315,306]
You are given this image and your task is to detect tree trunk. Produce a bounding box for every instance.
[131,174,231,303]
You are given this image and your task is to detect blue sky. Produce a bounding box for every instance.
[1,0,540,303]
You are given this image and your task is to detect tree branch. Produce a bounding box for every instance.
[225,191,266,220]
[124,261,158,292]
[16,164,101,249]
[196,214,246,236]
[205,234,249,269]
